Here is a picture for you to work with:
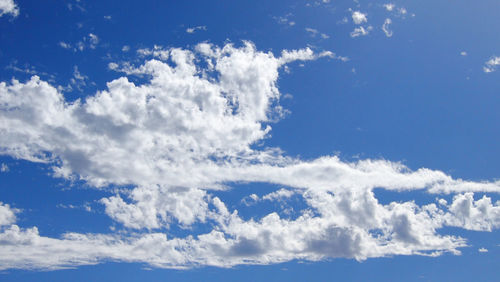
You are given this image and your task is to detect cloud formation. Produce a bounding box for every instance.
[0,42,500,270]
[350,26,372,38]
[186,26,207,34]
[484,56,500,73]
[382,18,393,37]
[352,11,367,25]
[0,0,18,17]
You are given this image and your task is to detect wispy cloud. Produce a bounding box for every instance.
[350,26,372,37]
[382,18,393,37]
[186,25,207,34]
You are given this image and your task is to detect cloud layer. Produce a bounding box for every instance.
[0,42,500,270]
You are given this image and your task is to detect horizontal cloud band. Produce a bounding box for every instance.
[0,42,499,270]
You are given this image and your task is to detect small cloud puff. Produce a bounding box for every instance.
[0,163,8,172]
[352,11,367,24]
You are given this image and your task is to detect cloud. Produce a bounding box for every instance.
[262,188,296,201]
[461,51,467,56]
[88,33,99,49]
[383,4,410,18]
[383,3,395,11]
[0,0,18,17]
[58,34,99,52]
[0,41,500,270]
[101,186,209,229]
[441,193,500,231]
[136,45,170,60]
[186,26,207,34]
[352,11,367,25]
[242,188,296,206]
[0,203,16,226]
[305,28,329,39]
[484,56,500,73]
[350,26,372,37]
[1,163,8,172]
[59,42,72,49]
[275,14,295,26]
[382,18,393,37]
[478,247,488,253]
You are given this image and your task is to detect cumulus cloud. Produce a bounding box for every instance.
[0,203,16,226]
[352,11,367,25]
[0,41,500,270]
[0,0,18,17]
[441,193,500,231]
[484,56,500,73]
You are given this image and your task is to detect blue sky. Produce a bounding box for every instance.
[0,0,499,281]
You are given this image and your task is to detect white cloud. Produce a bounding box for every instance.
[0,0,18,17]
[137,45,170,60]
[0,203,16,226]
[186,26,207,34]
[460,51,467,56]
[484,56,500,73]
[382,18,393,37]
[305,28,329,39]
[122,45,130,52]
[442,193,500,231]
[383,3,395,11]
[243,188,296,205]
[305,27,318,36]
[59,42,72,49]
[352,11,367,25]
[478,247,488,253]
[108,62,119,70]
[101,186,209,229]
[350,26,372,38]
[383,4,410,18]
[59,34,99,52]
[0,163,8,172]
[0,41,500,270]
[88,33,99,49]
[275,14,295,26]
[262,188,296,201]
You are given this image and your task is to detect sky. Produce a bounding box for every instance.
[0,0,500,281]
